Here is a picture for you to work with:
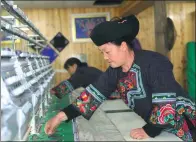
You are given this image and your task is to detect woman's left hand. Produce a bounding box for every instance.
[130,128,149,140]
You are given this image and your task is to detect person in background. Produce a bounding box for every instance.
[45,15,195,141]
[50,57,103,99]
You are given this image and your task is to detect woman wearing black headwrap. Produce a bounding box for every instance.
[51,57,103,99]
[45,15,195,141]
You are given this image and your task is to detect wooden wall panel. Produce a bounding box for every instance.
[23,7,120,85]
[167,2,195,88]
[136,7,155,51]
[120,0,154,16]
[120,1,136,14]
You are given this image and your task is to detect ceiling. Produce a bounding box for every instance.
[14,1,122,9]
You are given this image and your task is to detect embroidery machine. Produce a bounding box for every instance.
[1,48,55,140]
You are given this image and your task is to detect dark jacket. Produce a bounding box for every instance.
[69,65,103,89]
[62,49,195,141]
[51,65,103,99]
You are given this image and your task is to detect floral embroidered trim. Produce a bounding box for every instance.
[86,84,106,103]
[72,86,105,120]
[149,93,176,128]
[127,63,147,99]
[51,80,74,99]
[163,96,196,141]
[117,63,147,109]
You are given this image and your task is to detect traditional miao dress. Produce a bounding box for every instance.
[61,50,195,141]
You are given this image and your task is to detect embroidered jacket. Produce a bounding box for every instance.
[62,50,195,140]
[51,66,103,99]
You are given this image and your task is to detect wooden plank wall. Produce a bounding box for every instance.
[136,7,155,51]
[120,0,154,16]
[120,1,137,14]
[23,7,120,85]
[120,1,195,88]
[167,2,195,88]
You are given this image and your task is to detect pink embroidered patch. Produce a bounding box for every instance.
[158,104,175,124]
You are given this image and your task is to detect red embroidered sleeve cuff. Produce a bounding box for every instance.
[71,84,106,120]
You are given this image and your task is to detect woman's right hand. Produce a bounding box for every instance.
[44,112,67,135]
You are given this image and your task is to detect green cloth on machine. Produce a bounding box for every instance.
[28,95,74,141]
[186,42,196,101]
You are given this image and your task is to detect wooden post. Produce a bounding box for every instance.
[154,1,168,56]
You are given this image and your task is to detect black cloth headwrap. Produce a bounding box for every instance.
[90,15,139,46]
